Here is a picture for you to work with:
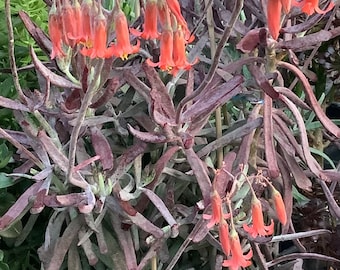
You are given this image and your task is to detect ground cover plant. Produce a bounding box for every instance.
[1,0,340,269]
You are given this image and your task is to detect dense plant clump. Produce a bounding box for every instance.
[1,0,340,269]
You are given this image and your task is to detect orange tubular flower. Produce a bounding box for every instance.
[61,0,77,47]
[222,228,253,270]
[67,0,83,43]
[106,9,140,60]
[48,1,65,59]
[293,0,334,15]
[146,28,175,71]
[272,188,287,225]
[81,0,94,43]
[171,26,198,75]
[243,197,274,238]
[130,0,160,39]
[165,0,191,40]
[81,12,109,59]
[267,0,282,40]
[203,190,223,228]
[219,218,230,256]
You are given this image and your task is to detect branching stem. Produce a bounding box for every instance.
[5,0,26,102]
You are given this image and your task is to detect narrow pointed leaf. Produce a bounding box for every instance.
[19,11,51,55]
[135,146,180,214]
[184,148,212,205]
[273,113,305,160]
[274,87,311,110]
[30,46,80,89]
[140,187,178,234]
[280,95,327,180]
[38,130,89,189]
[46,216,83,270]
[110,140,148,183]
[214,152,236,197]
[127,124,167,143]
[197,117,263,158]
[143,63,176,125]
[264,94,279,178]
[276,30,333,51]
[0,96,29,112]
[0,181,43,230]
[90,127,114,171]
[278,61,340,137]
[180,76,243,124]
[282,149,312,191]
[249,65,279,99]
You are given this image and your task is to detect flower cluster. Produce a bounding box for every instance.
[267,0,334,40]
[48,0,196,75]
[141,0,198,75]
[203,172,287,269]
[48,0,140,60]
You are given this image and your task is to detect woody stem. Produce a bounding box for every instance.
[5,0,26,103]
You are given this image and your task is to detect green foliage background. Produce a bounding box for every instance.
[0,0,48,94]
[0,0,49,268]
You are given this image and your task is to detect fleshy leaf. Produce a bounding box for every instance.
[143,63,176,126]
[180,76,243,126]
[90,126,114,171]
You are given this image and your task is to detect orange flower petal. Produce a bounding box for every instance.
[243,197,274,238]
[48,2,65,59]
[173,27,197,70]
[131,0,160,39]
[222,228,253,270]
[272,189,287,225]
[267,0,282,40]
[203,190,223,228]
[107,10,140,60]
[219,219,230,256]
